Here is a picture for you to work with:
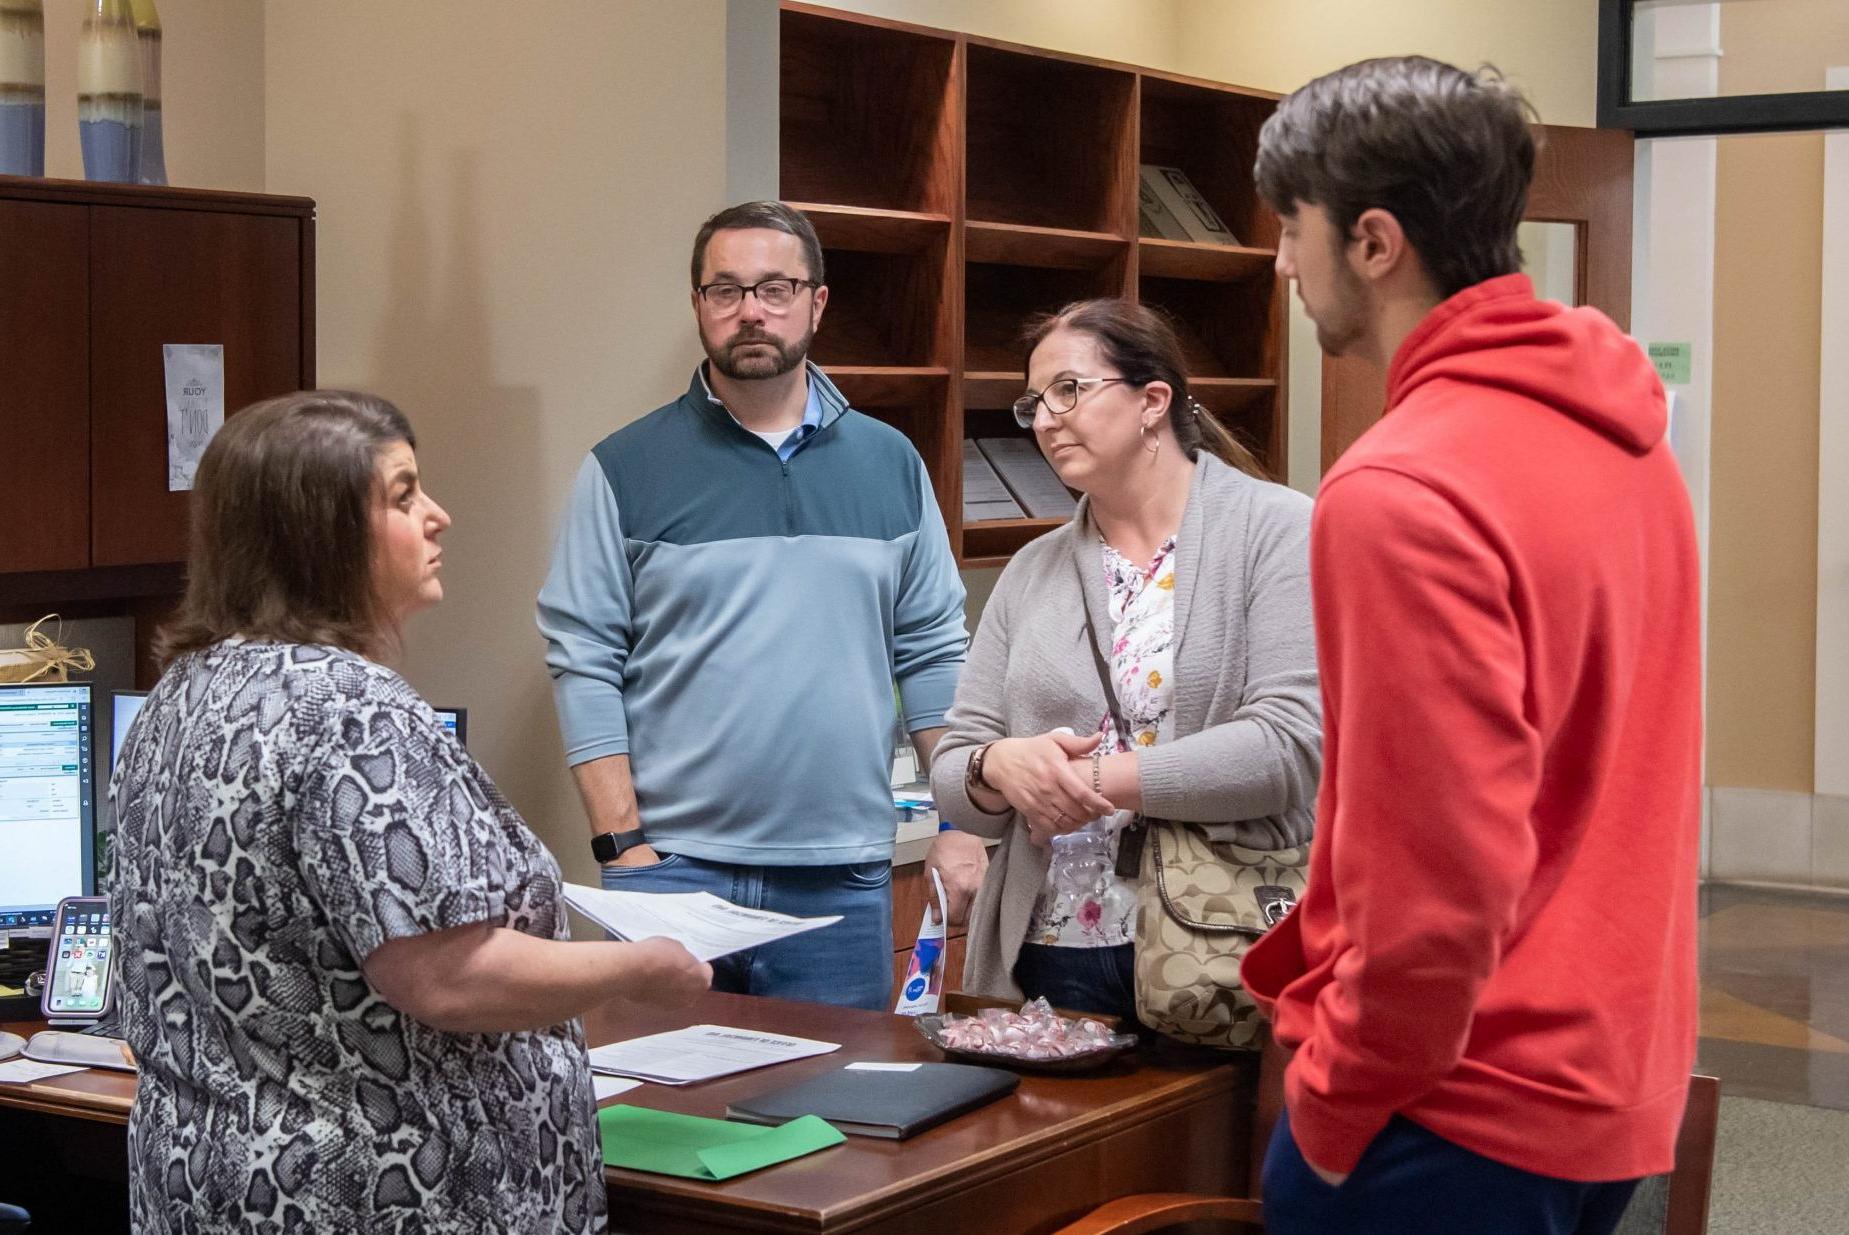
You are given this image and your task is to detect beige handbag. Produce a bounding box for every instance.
[1132,822,1306,1048]
[1081,597,1306,1050]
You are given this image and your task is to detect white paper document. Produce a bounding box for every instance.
[163,343,225,491]
[562,884,841,962]
[587,1024,839,1086]
[592,1073,643,1102]
[0,1058,86,1085]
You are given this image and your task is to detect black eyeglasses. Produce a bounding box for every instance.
[1012,377,1131,428]
[695,277,818,314]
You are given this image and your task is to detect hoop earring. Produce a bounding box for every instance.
[1141,419,1160,457]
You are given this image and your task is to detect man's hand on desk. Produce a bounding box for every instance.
[923,830,988,927]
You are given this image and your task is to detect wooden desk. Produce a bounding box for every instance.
[2,996,1255,1235]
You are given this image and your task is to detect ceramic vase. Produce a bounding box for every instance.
[0,0,44,177]
[130,0,161,183]
[78,0,142,183]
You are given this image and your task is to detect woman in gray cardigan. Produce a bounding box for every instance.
[928,298,1321,1021]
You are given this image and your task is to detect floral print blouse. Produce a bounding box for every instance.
[1027,535,1178,948]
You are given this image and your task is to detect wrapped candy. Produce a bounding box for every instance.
[924,998,1136,1067]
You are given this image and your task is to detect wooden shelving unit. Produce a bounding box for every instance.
[780,2,1287,566]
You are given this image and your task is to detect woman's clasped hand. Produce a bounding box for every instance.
[978,729,1116,846]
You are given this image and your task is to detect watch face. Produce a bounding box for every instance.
[593,832,638,861]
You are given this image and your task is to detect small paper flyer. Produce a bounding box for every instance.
[164,343,225,492]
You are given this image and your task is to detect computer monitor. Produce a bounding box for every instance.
[111,691,147,770]
[0,682,97,931]
[433,707,467,748]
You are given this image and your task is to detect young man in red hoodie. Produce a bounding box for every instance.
[1239,57,1703,1234]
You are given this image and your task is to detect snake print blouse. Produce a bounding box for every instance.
[109,640,604,1234]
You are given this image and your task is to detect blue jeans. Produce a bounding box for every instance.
[1013,942,1140,1024]
[1263,1108,1640,1235]
[599,853,894,1011]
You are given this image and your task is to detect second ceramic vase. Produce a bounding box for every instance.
[131,0,161,183]
[78,0,142,183]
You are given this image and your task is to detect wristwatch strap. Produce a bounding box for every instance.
[591,828,649,863]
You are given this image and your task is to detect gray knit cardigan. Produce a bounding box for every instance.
[931,454,1322,1000]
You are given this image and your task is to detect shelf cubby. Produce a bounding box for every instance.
[781,3,1289,562]
[1139,75,1281,250]
[1192,383,1281,476]
[965,259,1127,375]
[780,9,958,213]
[849,372,959,530]
[1137,273,1281,380]
[807,242,950,369]
[965,43,1136,235]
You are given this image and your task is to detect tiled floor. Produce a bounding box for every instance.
[1699,883,1849,1109]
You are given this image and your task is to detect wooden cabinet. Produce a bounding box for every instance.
[780,2,1288,567]
[0,179,315,576]
[0,199,90,574]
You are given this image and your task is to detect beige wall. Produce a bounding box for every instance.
[1170,0,1598,127]
[262,1,728,880]
[1709,131,1822,790]
[37,0,263,190]
[247,0,1613,879]
[1705,0,1849,792]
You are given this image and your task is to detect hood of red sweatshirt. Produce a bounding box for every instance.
[1385,273,1666,454]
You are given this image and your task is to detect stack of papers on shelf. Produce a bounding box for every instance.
[977,438,1078,519]
[962,438,1025,522]
[1139,165,1239,246]
[599,1105,844,1180]
[563,885,840,962]
[587,1024,841,1086]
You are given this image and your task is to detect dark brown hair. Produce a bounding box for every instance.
[1021,298,1264,478]
[1254,56,1536,299]
[158,390,416,666]
[690,200,826,288]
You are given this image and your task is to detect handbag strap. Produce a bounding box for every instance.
[1075,546,1132,744]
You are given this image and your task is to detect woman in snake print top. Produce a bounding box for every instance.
[109,392,711,1234]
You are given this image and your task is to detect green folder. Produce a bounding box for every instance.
[599,1104,844,1181]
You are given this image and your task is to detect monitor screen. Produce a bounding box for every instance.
[111,691,147,770]
[433,707,467,748]
[0,682,97,930]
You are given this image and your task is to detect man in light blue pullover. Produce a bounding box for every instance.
[538,201,971,1009]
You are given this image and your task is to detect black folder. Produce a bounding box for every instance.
[726,1063,1019,1140]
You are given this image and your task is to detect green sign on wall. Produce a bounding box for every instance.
[1648,341,1692,386]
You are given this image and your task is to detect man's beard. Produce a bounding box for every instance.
[703,323,814,380]
[1309,252,1370,358]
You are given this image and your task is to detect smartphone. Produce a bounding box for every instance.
[41,896,115,1024]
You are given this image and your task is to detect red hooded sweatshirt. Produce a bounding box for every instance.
[1241,274,1702,1182]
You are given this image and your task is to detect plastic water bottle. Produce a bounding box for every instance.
[1041,726,1108,900]
[1047,816,1113,898]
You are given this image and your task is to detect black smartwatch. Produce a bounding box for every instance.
[591,829,650,863]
